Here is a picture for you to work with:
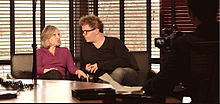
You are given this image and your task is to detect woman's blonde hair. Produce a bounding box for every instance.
[40,25,59,48]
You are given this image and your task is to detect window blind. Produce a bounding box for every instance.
[151,0,160,58]
[151,0,160,73]
[0,0,10,60]
[14,0,41,54]
[124,0,147,51]
[160,0,196,33]
[0,1,11,78]
[45,0,69,49]
[74,0,94,58]
[98,0,120,39]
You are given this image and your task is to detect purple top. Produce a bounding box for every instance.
[37,47,78,79]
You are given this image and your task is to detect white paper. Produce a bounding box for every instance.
[99,73,142,92]
[182,96,192,103]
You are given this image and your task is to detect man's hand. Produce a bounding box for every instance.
[90,63,98,73]
[85,63,98,73]
[85,63,91,72]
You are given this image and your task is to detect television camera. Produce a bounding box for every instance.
[155,24,183,49]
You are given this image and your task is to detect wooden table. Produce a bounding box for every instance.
[0,79,181,103]
[0,79,112,103]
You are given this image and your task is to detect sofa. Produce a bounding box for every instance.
[69,51,152,86]
[9,51,153,86]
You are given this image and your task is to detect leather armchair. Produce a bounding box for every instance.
[10,54,33,79]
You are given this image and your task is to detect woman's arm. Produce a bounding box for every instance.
[36,49,45,76]
[65,48,88,79]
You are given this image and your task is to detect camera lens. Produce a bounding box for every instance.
[155,38,165,48]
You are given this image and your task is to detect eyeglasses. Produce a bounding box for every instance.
[82,28,96,34]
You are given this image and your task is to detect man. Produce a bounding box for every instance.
[79,14,138,86]
[143,0,219,103]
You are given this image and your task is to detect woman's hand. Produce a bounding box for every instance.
[43,68,58,73]
[75,69,88,81]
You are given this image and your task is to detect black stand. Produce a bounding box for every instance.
[32,0,37,85]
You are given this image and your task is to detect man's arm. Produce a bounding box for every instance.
[80,43,88,74]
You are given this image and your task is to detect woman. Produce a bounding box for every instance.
[37,25,87,80]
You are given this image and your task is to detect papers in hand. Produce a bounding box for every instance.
[99,73,142,92]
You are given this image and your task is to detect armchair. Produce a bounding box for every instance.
[128,51,152,86]
[10,54,33,79]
